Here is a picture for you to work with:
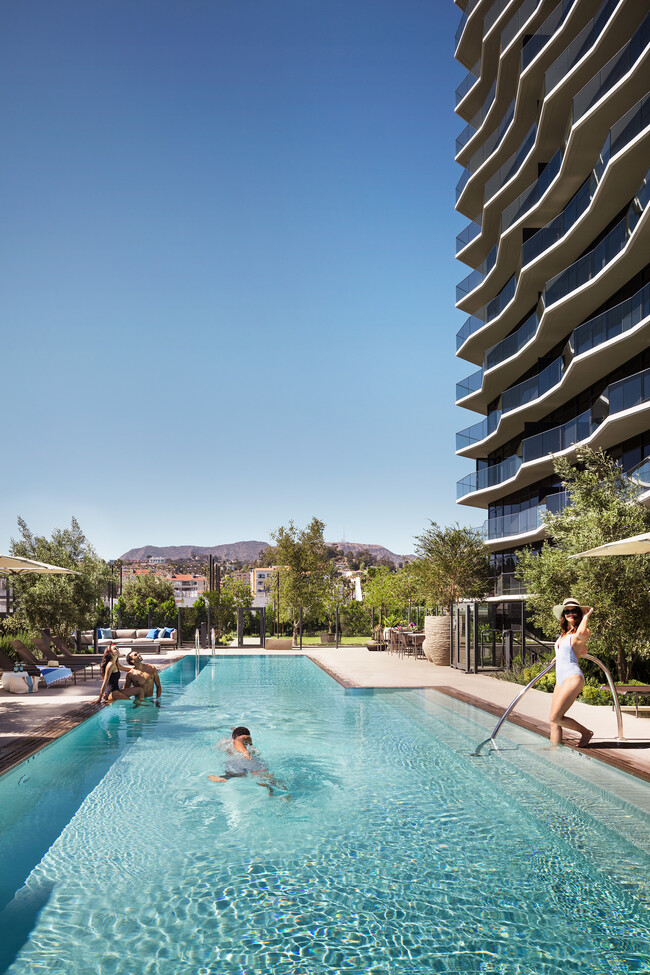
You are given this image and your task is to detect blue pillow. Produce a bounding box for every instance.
[99,628,113,640]
[161,627,173,638]
[146,628,160,639]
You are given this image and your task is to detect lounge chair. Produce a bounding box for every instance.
[11,640,74,686]
[31,637,93,681]
[50,636,101,677]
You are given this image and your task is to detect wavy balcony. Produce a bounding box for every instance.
[521,0,577,71]
[544,168,649,308]
[457,365,650,502]
[456,0,644,228]
[456,281,650,458]
[457,152,650,363]
[484,490,568,542]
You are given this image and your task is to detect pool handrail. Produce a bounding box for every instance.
[489,654,625,748]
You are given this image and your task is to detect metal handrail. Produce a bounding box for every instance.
[488,653,625,748]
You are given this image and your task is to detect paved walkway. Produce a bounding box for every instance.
[1,648,649,783]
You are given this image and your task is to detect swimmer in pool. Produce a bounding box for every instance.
[208,727,285,794]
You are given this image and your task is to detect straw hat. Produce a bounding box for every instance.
[553,596,591,620]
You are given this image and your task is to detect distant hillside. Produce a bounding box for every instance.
[120,541,268,563]
[120,540,412,565]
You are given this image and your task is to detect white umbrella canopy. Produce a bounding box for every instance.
[0,554,79,576]
[569,532,650,558]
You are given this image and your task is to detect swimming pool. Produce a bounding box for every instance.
[0,654,649,974]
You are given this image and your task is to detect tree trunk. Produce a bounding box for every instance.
[617,645,627,682]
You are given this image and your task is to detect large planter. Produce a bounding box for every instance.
[422,615,450,666]
[319,632,337,644]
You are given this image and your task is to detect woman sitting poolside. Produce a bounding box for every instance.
[96,643,144,705]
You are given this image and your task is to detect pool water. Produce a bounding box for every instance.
[0,654,649,974]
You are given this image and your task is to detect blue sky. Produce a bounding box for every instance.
[1,0,473,559]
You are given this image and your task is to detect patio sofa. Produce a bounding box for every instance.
[79,627,177,653]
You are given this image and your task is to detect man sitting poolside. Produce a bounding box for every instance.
[124,650,162,702]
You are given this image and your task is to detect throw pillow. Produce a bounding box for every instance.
[99,628,113,640]
[146,628,160,639]
[161,627,173,638]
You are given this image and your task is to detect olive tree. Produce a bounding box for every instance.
[516,447,650,680]
[413,521,492,614]
[8,516,111,640]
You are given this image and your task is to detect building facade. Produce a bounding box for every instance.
[454,0,650,599]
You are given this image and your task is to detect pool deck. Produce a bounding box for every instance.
[1,647,649,784]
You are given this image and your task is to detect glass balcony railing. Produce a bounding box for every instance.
[456,244,497,302]
[484,491,569,540]
[521,0,575,71]
[455,0,480,50]
[522,175,594,267]
[456,80,498,156]
[456,409,501,451]
[544,166,649,307]
[610,91,650,159]
[456,165,471,203]
[484,122,537,202]
[629,455,650,491]
[457,453,522,498]
[574,282,650,356]
[545,0,619,94]
[485,310,539,370]
[609,365,650,415]
[484,0,515,36]
[522,408,594,463]
[501,149,562,232]
[456,367,484,401]
[501,357,563,414]
[456,274,517,348]
[455,58,481,108]
[456,220,482,254]
[456,314,485,351]
[486,274,516,320]
[501,0,540,52]
[574,13,650,124]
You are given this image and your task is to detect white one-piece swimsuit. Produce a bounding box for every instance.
[555,632,583,687]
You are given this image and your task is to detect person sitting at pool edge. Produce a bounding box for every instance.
[123,650,162,702]
[97,644,145,705]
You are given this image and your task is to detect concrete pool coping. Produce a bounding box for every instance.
[0,647,649,784]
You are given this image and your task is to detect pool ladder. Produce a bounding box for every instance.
[479,654,625,752]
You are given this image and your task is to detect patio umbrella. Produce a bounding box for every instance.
[569,532,650,558]
[0,554,79,576]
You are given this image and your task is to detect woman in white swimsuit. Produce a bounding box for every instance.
[549,597,594,747]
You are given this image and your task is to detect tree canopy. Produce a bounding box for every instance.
[268,517,335,635]
[516,447,650,680]
[8,516,110,639]
[412,521,492,612]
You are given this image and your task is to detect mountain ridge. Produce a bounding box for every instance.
[119,540,411,565]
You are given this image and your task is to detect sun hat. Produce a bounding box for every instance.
[553,597,591,620]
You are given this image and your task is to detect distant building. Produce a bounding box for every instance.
[171,574,207,606]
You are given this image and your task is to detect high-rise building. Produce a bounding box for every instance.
[454,0,650,600]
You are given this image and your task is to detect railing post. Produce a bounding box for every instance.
[299,608,303,651]
[505,629,512,670]
[177,609,182,647]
